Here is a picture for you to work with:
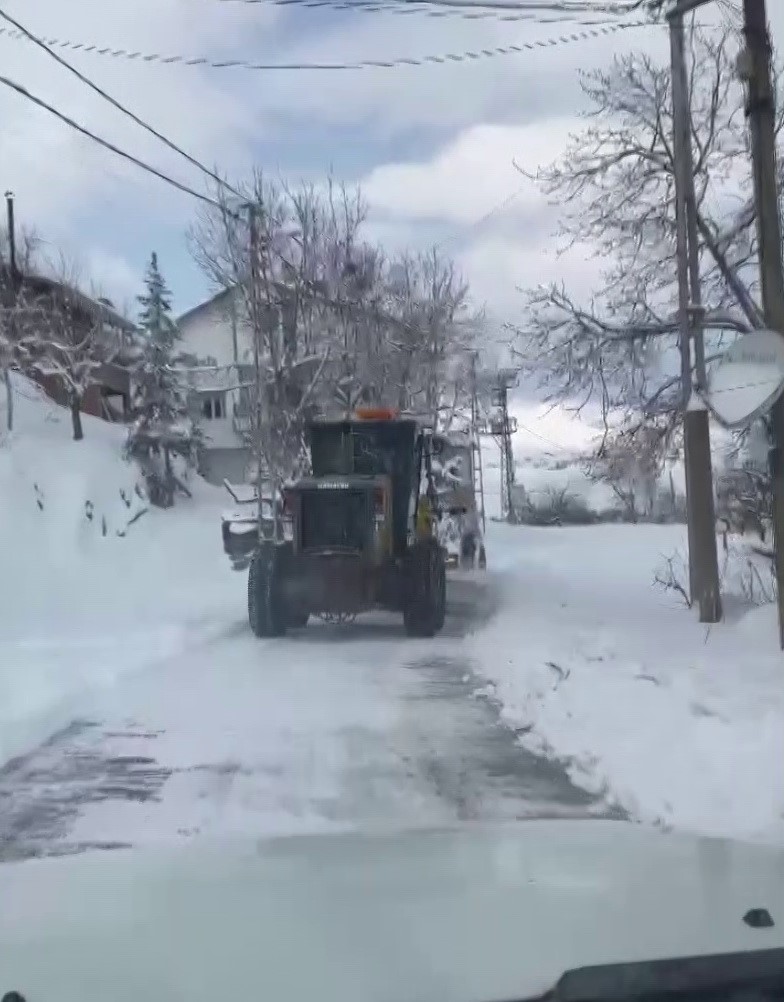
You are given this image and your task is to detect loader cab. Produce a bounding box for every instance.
[307,413,423,556]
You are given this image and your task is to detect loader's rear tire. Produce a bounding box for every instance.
[403,539,447,638]
[248,542,290,638]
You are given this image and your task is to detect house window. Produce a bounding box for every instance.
[202,393,226,420]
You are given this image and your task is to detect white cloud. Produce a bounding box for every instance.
[360,118,607,324]
[252,15,668,132]
[0,0,268,235]
[363,119,578,225]
[81,249,143,313]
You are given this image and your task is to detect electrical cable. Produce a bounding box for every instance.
[432,187,525,252]
[204,0,639,22]
[0,73,460,344]
[0,9,659,350]
[0,7,244,202]
[211,0,648,11]
[0,19,652,72]
[0,73,227,211]
[204,4,625,25]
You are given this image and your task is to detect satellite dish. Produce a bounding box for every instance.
[703,329,784,428]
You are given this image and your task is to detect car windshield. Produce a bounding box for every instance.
[5,0,784,989]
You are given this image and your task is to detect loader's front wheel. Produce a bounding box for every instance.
[248,542,290,638]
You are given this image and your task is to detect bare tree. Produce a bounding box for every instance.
[586,426,661,522]
[37,298,103,440]
[0,222,43,433]
[189,172,477,486]
[190,173,369,483]
[513,25,773,468]
[0,298,14,434]
[382,248,477,427]
[16,260,116,441]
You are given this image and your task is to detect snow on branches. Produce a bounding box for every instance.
[513,26,775,467]
[189,173,480,482]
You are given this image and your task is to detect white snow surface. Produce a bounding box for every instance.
[2,374,782,849]
[474,522,784,845]
[0,375,243,766]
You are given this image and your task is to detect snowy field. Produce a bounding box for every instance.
[1,375,782,860]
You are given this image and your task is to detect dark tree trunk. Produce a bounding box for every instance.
[71,399,84,441]
[4,368,12,433]
[163,446,174,507]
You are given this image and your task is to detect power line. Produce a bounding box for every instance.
[0,19,651,71]
[434,187,525,251]
[0,7,244,202]
[0,73,226,210]
[0,11,655,349]
[206,2,626,25]
[203,0,661,21]
[0,72,474,347]
[212,0,647,11]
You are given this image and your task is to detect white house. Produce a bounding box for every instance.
[176,286,256,485]
[177,283,337,485]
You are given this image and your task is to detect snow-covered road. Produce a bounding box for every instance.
[0,573,618,862]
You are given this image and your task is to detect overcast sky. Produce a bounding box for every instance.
[2,0,782,449]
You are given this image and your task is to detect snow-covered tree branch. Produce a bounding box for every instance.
[512,25,779,467]
[14,261,115,441]
[188,171,480,482]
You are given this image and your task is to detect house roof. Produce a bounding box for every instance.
[177,286,238,328]
[1,265,137,334]
[176,275,336,330]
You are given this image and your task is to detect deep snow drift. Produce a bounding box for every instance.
[0,375,243,766]
[474,522,784,845]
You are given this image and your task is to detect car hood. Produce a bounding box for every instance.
[1,820,783,1002]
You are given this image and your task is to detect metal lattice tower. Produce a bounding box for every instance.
[478,368,519,521]
[469,353,487,532]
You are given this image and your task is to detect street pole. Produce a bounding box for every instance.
[5,192,17,279]
[669,10,722,622]
[248,202,268,541]
[470,353,486,532]
[3,192,17,433]
[740,0,784,646]
[496,376,515,523]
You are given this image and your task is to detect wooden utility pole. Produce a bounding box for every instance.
[669,9,722,622]
[3,192,17,433]
[247,202,269,541]
[740,0,784,646]
[5,192,17,278]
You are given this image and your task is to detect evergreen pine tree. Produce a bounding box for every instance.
[127,252,198,507]
[137,252,177,351]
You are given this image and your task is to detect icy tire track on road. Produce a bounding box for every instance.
[0,572,620,861]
